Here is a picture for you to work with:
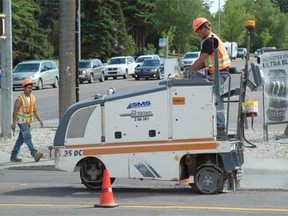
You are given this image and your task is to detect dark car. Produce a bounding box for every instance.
[237,47,247,59]
[134,59,162,80]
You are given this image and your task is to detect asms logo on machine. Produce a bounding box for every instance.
[127,101,151,109]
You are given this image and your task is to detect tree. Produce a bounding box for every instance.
[154,0,211,56]
[34,0,59,57]
[81,0,127,61]
[12,0,53,64]
[271,0,288,13]
[121,0,156,49]
[221,0,251,46]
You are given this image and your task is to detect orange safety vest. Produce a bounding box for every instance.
[16,94,36,124]
[203,33,231,74]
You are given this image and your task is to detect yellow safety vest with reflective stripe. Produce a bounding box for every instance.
[16,94,35,124]
[204,33,231,74]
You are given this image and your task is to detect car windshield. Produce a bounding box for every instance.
[183,53,199,59]
[79,61,91,68]
[143,60,159,67]
[136,57,152,63]
[14,63,40,73]
[238,48,244,51]
[108,58,126,65]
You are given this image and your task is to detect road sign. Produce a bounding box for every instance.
[159,38,167,47]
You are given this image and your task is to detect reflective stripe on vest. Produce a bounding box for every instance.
[16,94,35,123]
[204,34,231,74]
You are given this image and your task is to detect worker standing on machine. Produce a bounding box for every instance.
[186,17,231,137]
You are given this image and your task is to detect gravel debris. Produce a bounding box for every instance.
[0,127,287,160]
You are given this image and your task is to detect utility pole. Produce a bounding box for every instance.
[59,0,76,119]
[0,0,13,137]
[75,0,80,102]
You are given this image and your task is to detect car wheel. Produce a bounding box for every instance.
[36,79,43,90]
[113,77,117,80]
[88,73,94,83]
[104,76,108,80]
[99,73,104,82]
[52,77,58,88]
[123,70,128,79]
[157,71,161,80]
[135,77,140,80]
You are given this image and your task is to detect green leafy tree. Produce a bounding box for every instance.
[110,0,128,56]
[220,0,251,46]
[242,0,287,50]
[121,0,156,49]
[34,0,59,57]
[271,0,288,13]
[81,0,130,61]
[12,0,53,64]
[154,0,211,56]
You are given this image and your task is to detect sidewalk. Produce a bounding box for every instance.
[0,150,287,189]
[0,151,54,170]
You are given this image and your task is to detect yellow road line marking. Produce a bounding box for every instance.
[0,203,287,212]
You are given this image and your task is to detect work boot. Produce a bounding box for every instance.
[10,155,23,162]
[34,152,43,162]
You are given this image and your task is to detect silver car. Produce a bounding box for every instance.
[13,60,59,90]
[79,59,105,84]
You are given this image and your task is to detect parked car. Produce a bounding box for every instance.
[79,59,104,84]
[13,60,59,90]
[134,59,163,80]
[104,56,137,80]
[180,51,200,70]
[0,70,1,89]
[261,46,276,53]
[237,47,247,59]
[254,49,261,58]
[135,54,161,67]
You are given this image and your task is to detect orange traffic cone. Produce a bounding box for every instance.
[94,169,118,208]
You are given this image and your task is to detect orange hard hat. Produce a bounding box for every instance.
[192,17,208,32]
[22,78,34,87]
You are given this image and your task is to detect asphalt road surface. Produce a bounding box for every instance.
[0,168,287,216]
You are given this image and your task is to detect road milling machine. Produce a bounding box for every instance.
[53,21,258,195]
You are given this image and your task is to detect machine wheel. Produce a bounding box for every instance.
[194,166,224,194]
[52,77,58,88]
[36,79,43,90]
[99,73,104,82]
[80,159,115,190]
[88,73,94,83]
[123,70,128,79]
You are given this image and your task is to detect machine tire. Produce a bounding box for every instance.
[80,159,115,190]
[36,79,43,90]
[193,166,224,194]
[52,77,58,88]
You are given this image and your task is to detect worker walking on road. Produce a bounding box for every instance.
[10,78,44,162]
[187,17,231,136]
